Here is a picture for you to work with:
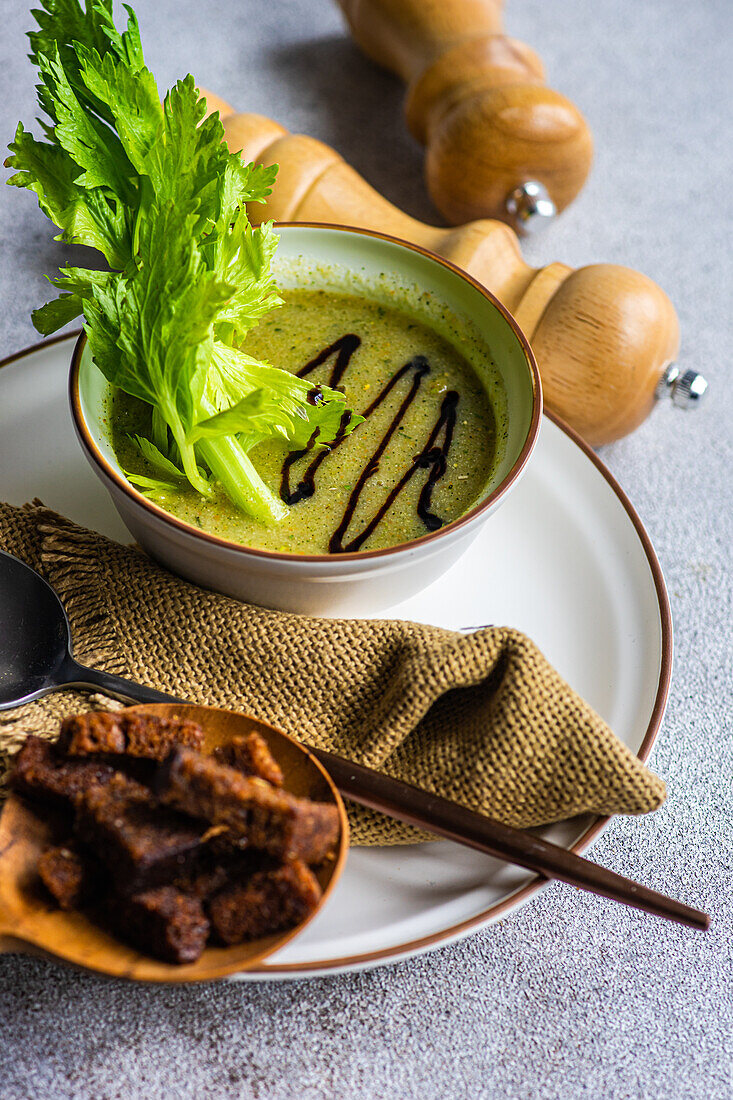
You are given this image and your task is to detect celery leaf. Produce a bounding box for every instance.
[8,0,362,527]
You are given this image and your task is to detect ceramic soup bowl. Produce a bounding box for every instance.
[70,224,541,616]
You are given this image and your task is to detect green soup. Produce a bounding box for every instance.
[111,289,499,554]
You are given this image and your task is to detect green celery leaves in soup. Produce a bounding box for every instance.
[111,289,498,554]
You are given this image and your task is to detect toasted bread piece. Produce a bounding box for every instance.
[111,886,209,964]
[59,711,204,762]
[11,736,114,811]
[208,860,322,945]
[214,732,284,787]
[75,774,205,892]
[38,844,100,910]
[157,747,339,864]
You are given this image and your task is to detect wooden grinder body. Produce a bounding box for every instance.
[335,0,594,225]
[207,100,679,446]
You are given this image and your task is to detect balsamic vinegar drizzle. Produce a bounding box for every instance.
[279,334,460,553]
[279,335,360,508]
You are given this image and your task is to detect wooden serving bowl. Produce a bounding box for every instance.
[0,704,349,983]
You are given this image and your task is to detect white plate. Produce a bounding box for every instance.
[0,334,671,980]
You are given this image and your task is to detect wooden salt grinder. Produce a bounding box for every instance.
[335,0,593,231]
[203,99,705,445]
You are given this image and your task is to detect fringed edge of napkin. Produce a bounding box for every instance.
[0,504,128,800]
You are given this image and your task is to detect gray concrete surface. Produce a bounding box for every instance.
[0,1,731,1097]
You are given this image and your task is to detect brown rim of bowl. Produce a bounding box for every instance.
[0,332,672,976]
[68,222,542,565]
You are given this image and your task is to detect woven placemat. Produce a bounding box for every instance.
[0,501,665,843]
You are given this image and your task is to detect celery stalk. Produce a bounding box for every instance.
[197,434,288,525]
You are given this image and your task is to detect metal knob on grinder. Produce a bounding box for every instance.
[505,182,556,236]
[657,365,709,409]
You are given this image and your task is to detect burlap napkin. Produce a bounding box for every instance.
[0,501,665,844]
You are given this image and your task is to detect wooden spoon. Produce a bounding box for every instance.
[0,703,349,983]
[0,549,710,960]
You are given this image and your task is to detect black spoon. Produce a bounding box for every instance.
[0,548,174,710]
[0,548,709,929]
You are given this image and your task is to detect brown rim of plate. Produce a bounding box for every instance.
[67,223,543,565]
[0,319,672,979]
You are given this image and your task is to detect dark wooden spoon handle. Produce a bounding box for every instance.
[310,750,708,930]
[59,666,709,931]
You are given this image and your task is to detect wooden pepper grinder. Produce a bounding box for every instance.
[201,95,706,446]
[334,0,593,231]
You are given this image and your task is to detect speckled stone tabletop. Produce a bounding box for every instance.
[0,1,731,1097]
